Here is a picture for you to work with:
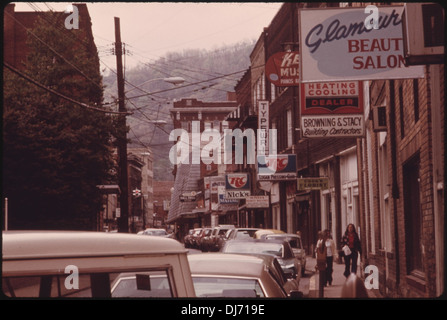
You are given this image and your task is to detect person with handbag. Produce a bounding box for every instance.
[341,223,362,278]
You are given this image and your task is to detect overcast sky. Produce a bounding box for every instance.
[13,2,283,70]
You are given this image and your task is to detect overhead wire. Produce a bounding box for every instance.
[3,62,127,115]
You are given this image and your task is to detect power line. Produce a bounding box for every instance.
[3,62,128,115]
[126,69,246,100]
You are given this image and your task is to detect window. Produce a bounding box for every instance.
[403,154,424,274]
[192,277,263,298]
[399,85,405,138]
[378,133,392,251]
[2,268,175,298]
[413,79,419,122]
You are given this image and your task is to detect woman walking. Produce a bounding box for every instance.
[341,223,361,278]
[324,229,337,285]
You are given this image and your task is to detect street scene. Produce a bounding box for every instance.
[2,2,445,303]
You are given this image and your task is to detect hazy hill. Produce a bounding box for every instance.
[102,40,255,180]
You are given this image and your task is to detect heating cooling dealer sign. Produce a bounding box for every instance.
[301,81,364,138]
[299,6,424,82]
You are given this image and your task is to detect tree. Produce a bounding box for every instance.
[3,13,116,230]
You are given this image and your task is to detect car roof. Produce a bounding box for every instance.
[187,253,269,277]
[2,230,187,260]
[265,233,301,239]
[225,238,286,245]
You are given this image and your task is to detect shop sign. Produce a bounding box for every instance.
[258,100,270,156]
[257,154,297,181]
[225,173,251,199]
[299,6,425,82]
[218,186,239,204]
[246,196,269,208]
[265,51,300,86]
[204,176,210,199]
[297,177,329,190]
[301,81,364,138]
[179,191,198,202]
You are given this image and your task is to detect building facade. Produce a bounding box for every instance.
[228,2,444,297]
[167,98,237,239]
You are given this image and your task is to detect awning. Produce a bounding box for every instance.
[167,160,201,223]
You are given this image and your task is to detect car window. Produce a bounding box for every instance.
[3,268,176,298]
[191,276,264,298]
[111,271,173,298]
[150,230,167,236]
[224,242,283,257]
[225,229,234,239]
[234,230,257,239]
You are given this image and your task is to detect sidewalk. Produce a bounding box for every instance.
[305,256,380,298]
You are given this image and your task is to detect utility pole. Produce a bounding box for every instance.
[114,17,129,233]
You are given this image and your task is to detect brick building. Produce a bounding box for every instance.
[359,70,444,297]
[167,98,237,239]
[3,3,98,70]
[228,2,444,298]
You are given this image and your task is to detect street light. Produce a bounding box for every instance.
[125,77,185,94]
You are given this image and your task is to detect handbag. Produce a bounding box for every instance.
[316,244,327,270]
[342,245,352,256]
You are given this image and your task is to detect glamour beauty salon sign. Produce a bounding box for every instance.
[299,6,424,82]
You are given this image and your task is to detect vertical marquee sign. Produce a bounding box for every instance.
[299,6,425,82]
[300,80,365,138]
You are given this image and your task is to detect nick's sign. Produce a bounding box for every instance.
[225,173,251,199]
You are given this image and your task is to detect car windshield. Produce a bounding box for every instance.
[234,230,257,239]
[224,242,284,257]
[144,230,167,236]
[266,236,302,249]
[192,276,264,298]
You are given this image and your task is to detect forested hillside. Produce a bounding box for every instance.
[103,40,255,180]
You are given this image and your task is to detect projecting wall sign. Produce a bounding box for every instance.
[299,6,425,82]
[300,81,364,138]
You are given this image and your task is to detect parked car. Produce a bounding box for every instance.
[111,253,298,298]
[140,228,174,238]
[218,227,260,250]
[183,229,196,248]
[187,253,288,297]
[254,229,285,239]
[207,225,235,251]
[190,228,203,249]
[251,253,302,297]
[2,230,196,298]
[198,227,214,251]
[264,233,307,276]
[221,239,301,283]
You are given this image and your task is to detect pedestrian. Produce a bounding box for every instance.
[315,231,327,269]
[341,223,362,278]
[315,231,327,296]
[324,229,337,286]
